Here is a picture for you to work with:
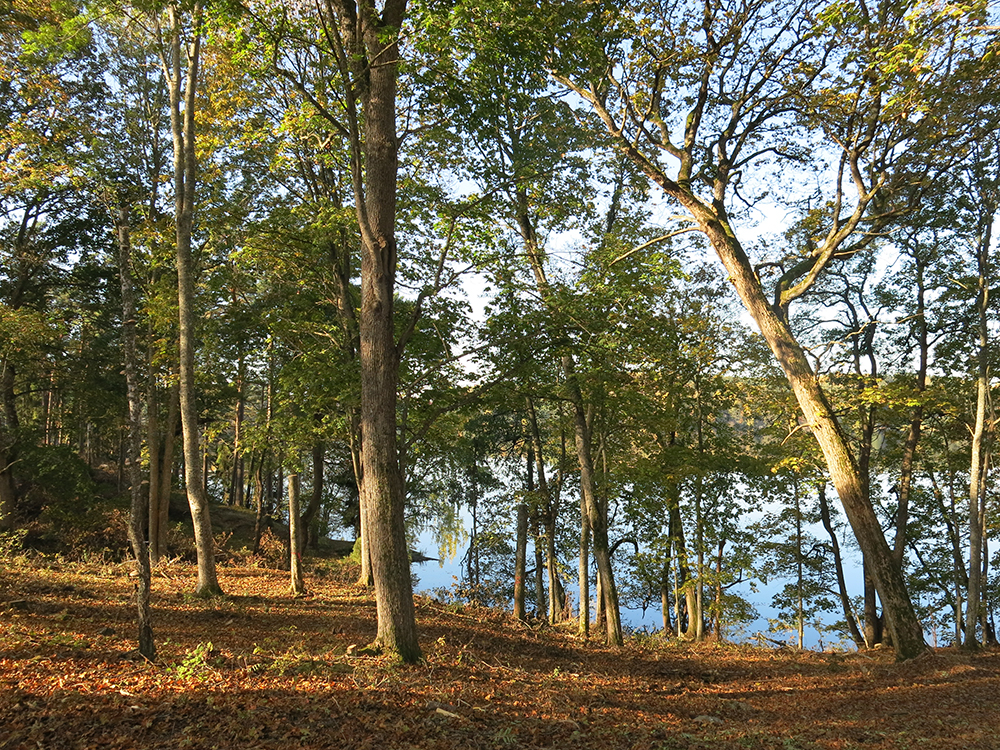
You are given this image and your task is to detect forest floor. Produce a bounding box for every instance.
[2,557,999,750]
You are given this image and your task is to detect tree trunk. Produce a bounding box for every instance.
[819,484,866,648]
[155,382,179,560]
[301,442,324,551]
[965,214,992,649]
[252,459,269,555]
[117,205,155,660]
[700,219,926,658]
[0,356,19,532]
[514,493,528,622]
[526,398,562,624]
[526,445,546,619]
[331,0,419,662]
[162,1,219,597]
[667,478,693,638]
[289,472,306,596]
[146,375,162,562]
[661,560,672,635]
[578,484,590,639]
[231,354,246,508]
[562,355,620,644]
[795,478,804,650]
[894,253,928,566]
[570,75,929,658]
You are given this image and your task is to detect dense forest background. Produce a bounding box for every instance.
[2,0,999,661]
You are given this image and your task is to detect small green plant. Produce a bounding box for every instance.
[493,726,517,747]
[0,528,28,559]
[173,641,215,680]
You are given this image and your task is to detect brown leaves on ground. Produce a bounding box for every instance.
[2,560,998,750]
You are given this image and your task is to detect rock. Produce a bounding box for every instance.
[99,627,116,636]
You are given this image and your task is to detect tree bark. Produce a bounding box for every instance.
[526,444,546,619]
[327,0,419,661]
[514,492,528,622]
[117,204,155,660]
[289,472,306,596]
[704,220,925,658]
[819,484,865,648]
[303,442,324,549]
[578,478,590,639]
[563,355,621,645]
[0,351,19,531]
[231,354,246,507]
[965,209,993,649]
[162,1,220,597]
[894,252,928,566]
[152,382,179,562]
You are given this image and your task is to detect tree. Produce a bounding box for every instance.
[0,0,106,530]
[156,0,221,596]
[115,204,155,659]
[318,0,419,661]
[547,0,960,659]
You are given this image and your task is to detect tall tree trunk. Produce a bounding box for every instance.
[231,353,246,508]
[252,458,268,555]
[156,382,179,560]
[327,0,418,661]
[661,560,672,635]
[302,442,324,550]
[707,226,925,658]
[117,205,155,660]
[965,212,993,649]
[526,444,545,619]
[666,477,693,638]
[289,472,306,596]
[894,253,928,566]
[162,1,219,597]
[563,356,621,645]
[794,478,804,650]
[526,397,561,624]
[0,356,19,532]
[349,421,373,586]
[514,489,528,622]
[147,375,163,562]
[578,481,590,639]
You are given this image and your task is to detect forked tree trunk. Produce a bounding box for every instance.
[563,356,621,645]
[563,65,929,659]
[162,1,219,597]
[697,216,927,659]
[329,0,419,661]
[157,382,179,558]
[965,211,993,649]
